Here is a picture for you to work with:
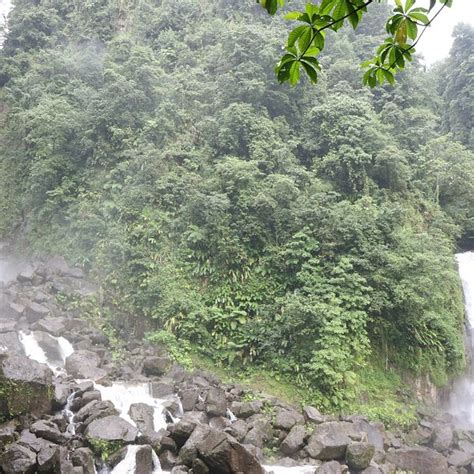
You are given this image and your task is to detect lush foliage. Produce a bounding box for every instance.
[259,0,454,86]
[0,0,472,409]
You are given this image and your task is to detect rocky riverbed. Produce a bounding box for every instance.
[0,255,474,473]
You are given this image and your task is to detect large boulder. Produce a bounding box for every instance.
[143,355,171,376]
[32,318,66,337]
[432,424,454,452]
[243,417,273,448]
[37,442,61,473]
[206,387,227,417]
[31,420,67,445]
[25,302,50,323]
[74,400,118,427]
[0,354,53,419]
[65,350,106,381]
[85,415,138,444]
[306,422,351,460]
[281,425,306,455]
[274,408,305,431]
[345,442,375,470]
[0,442,37,473]
[386,447,449,474]
[71,448,95,474]
[129,403,155,434]
[196,428,265,473]
[0,332,23,354]
[0,319,17,333]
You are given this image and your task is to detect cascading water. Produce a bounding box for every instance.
[108,445,163,474]
[94,382,171,432]
[447,252,474,425]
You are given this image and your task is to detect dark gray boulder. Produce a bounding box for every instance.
[243,417,273,448]
[71,448,95,474]
[316,461,343,473]
[447,449,473,468]
[206,387,227,417]
[85,415,138,443]
[224,419,250,442]
[143,355,171,376]
[152,381,175,398]
[345,442,375,470]
[129,402,155,433]
[74,400,118,427]
[231,400,263,419]
[65,350,106,381]
[0,442,37,473]
[25,302,50,323]
[32,318,66,337]
[180,388,200,411]
[306,422,351,460]
[281,425,307,455]
[196,428,265,473]
[179,424,212,466]
[386,447,448,474]
[169,420,197,448]
[0,331,22,354]
[0,354,53,419]
[274,408,305,431]
[0,319,16,333]
[37,442,61,473]
[31,420,67,445]
[432,424,454,452]
[304,406,325,424]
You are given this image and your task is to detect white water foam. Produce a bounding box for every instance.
[447,252,474,425]
[95,382,171,432]
[110,445,163,474]
[263,466,316,473]
[18,330,74,375]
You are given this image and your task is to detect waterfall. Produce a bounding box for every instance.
[94,382,171,432]
[447,252,474,424]
[107,445,163,474]
[18,330,73,375]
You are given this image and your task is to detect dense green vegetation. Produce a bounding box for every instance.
[0,0,473,412]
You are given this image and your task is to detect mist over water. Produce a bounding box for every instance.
[447,252,474,426]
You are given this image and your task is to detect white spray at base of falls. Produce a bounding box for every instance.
[94,381,171,432]
[448,252,474,425]
[263,466,316,473]
[109,445,163,474]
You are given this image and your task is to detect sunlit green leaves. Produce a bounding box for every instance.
[262,0,452,87]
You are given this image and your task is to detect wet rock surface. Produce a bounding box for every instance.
[1,254,474,473]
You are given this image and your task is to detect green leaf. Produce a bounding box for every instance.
[408,11,430,24]
[406,19,418,40]
[382,69,396,85]
[301,61,318,84]
[288,25,308,47]
[289,60,301,85]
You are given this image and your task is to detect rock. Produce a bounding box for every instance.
[65,350,106,381]
[345,442,375,470]
[432,424,454,452]
[306,422,351,460]
[386,447,449,474]
[171,467,189,474]
[53,383,70,409]
[224,419,250,442]
[405,425,432,446]
[32,318,66,337]
[193,457,210,474]
[179,424,211,466]
[351,420,386,450]
[0,442,37,474]
[25,302,50,323]
[0,331,22,354]
[37,442,61,472]
[209,416,231,430]
[152,381,175,398]
[0,423,16,449]
[31,420,67,444]
[180,388,200,411]
[129,403,155,434]
[75,400,118,427]
[81,390,102,407]
[169,420,197,448]
[447,449,473,468]
[160,450,178,470]
[206,387,227,417]
[196,428,265,473]
[274,408,305,431]
[316,461,343,473]
[281,425,306,455]
[4,302,25,319]
[17,268,35,283]
[231,400,263,419]
[143,355,171,376]
[0,354,53,419]
[243,417,273,448]
[0,319,16,333]
[132,445,155,474]
[304,406,325,424]
[85,415,138,443]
